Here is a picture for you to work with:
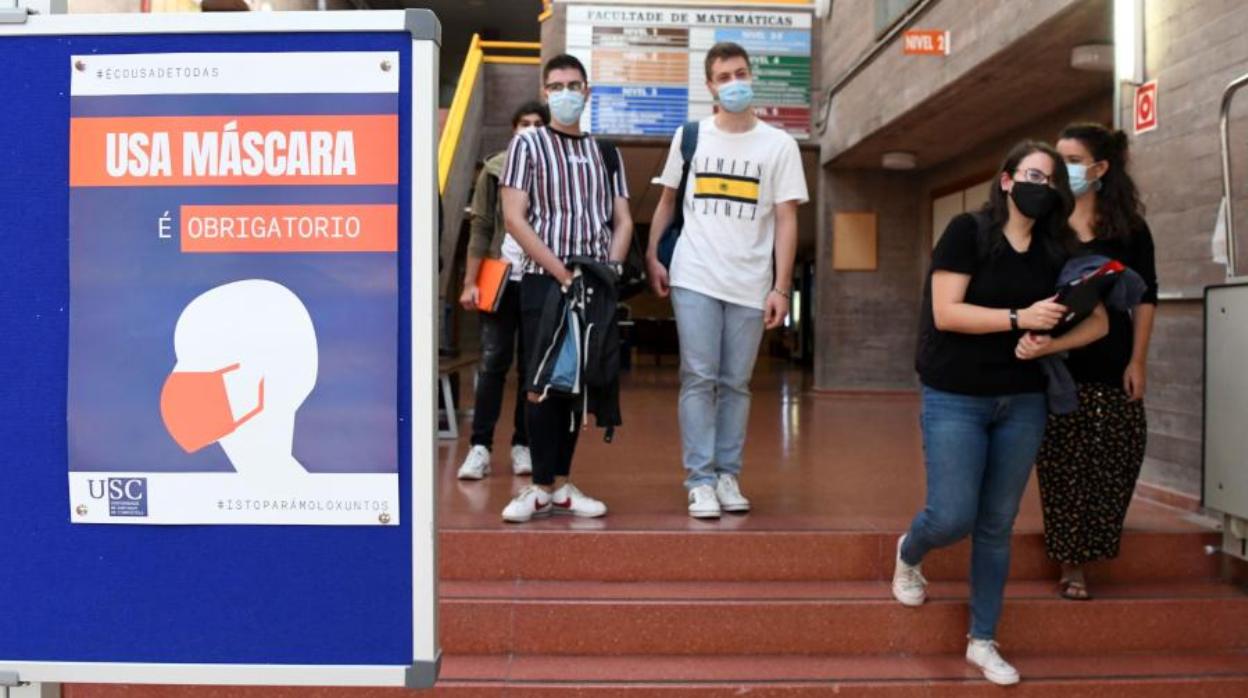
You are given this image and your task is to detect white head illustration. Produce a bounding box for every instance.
[159,279,318,479]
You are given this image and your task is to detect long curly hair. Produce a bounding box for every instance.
[1059,122,1146,241]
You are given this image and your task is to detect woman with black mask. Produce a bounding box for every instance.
[893,141,1109,686]
[1035,124,1158,601]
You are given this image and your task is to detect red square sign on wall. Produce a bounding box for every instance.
[1135,80,1158,135]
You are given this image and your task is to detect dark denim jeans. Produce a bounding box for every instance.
[901,386,1048,640]
[469,281,528,450]
[520,274,579,486]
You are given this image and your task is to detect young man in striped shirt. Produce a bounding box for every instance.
[497,54,633,523]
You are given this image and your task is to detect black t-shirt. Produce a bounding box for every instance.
[916,213,1066,396]
[1065,222,1158,387]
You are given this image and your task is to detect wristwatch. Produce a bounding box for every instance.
[1009,308,1020,331]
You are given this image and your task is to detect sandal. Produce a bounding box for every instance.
[1059,578,1092,601]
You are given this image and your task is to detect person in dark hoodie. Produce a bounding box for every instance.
[497,55,633,523]
[456,101,549,482]
[1035,124,1158,601]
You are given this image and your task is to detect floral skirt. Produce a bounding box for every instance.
[1035,383,1147,565]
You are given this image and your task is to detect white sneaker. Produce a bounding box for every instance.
[501,485,552,523]
[551,482,607,518]
[511,445,533,476]
[688,485,721,519]
[891,534,928,607]
[457,445,491,480]
[966,638,1021,686]
[715,474,750,513]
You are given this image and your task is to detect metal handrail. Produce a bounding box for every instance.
[483,56,542,65]
[479,40,542,50]
[1219,72,1248,277]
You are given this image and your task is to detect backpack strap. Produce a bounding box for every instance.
[680,120,699,163]
[672,120,699,227]
[656,121,701,270]
[595,138,621,193]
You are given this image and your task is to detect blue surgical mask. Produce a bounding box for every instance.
[548,90,586,126]
[716,80,754,113]
[1066,162,1098,197]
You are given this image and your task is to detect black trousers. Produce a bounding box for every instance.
[469,281,528,450]
[520,274,582,487]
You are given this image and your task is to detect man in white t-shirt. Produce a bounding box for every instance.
[645,42,808,519]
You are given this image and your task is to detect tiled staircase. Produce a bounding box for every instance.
[432,527,1248,696]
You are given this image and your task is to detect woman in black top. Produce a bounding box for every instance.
[894,141,1108,686]
[1035,124,1158,600]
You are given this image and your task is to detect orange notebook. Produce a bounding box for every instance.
[475,258,512,313]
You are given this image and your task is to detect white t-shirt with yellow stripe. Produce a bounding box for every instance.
[658,117,808,310]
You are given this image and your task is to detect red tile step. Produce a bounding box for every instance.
[439,579,1248,656]
[432,651,1248,696]
[64,651,1248,697]
[439,529,1221,583]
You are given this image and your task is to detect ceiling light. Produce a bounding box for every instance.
[882,151,917,170]
[1071,44,1114,72]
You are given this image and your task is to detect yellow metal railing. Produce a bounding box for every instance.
[437,37,543,194]
[480,41,543,66]
[438,34,484,194]
[480,41,542,50]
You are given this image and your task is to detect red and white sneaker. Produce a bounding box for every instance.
[551,483,607,518]
[501,485,552,523]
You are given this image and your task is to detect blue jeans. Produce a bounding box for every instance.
[901,387,1048,640]
[670,287,765,489]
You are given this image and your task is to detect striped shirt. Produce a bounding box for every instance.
[500,126,629,275]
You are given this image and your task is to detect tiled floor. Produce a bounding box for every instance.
[439,360,1206,533]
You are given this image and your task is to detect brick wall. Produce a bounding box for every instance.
[818,0,1083,163]
[1119,0,1248,496]
[817,0,875,86]
[480,63,542,157]
[814,168,922,390]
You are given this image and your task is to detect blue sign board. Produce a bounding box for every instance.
[592,85,690,135]
[0,10,441,689]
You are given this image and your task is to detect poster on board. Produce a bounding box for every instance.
[66,52,402,525]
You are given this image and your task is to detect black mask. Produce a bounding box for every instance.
[1010,181,1057,219]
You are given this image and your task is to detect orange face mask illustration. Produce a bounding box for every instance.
[160,279,317,477]
[160,363,265,453]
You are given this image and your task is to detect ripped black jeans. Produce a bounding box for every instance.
[469,281,528,450]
